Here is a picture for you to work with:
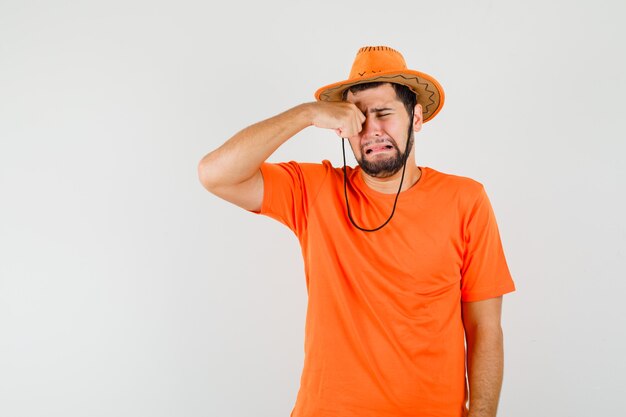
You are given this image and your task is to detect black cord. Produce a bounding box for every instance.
[341,108,414,232]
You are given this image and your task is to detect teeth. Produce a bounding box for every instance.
[364,141,394,155]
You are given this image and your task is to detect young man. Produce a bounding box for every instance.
[198,46,515,417]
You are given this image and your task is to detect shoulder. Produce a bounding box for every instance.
[297,159,346,179]
[424,166,485,197]
[264,159,333,171]
[260,160,334,189]
[261,160,330,175]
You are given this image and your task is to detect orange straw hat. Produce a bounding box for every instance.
[315,46,445,122]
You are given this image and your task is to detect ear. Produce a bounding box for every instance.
[412,103,423,133]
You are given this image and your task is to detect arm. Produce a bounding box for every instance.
[197,101,365,211]
[462,296,504,417]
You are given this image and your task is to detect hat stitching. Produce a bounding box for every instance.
[358,46,399,54]
[358,70,383,76]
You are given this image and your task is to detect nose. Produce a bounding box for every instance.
[361,115,382,138]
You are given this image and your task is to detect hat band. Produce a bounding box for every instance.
[319,74,438,119]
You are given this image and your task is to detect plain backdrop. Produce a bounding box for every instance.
[1,0,625,416]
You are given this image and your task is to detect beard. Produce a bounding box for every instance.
[355,132,414,178]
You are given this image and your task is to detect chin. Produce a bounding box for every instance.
[368,168,403,178]
[358,149,410,177]
[358,161,403,178]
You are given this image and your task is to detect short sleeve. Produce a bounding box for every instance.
[247,161,328,236]
[460,186,516,302]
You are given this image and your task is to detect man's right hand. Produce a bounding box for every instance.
[307,101,366,138]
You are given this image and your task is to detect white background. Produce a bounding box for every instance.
[1,0,625,416]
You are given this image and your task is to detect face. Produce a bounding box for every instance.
[345,83,421,178]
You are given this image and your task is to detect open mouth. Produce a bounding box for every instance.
[365,144,394,155]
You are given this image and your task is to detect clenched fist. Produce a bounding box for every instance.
[307,101,366,138]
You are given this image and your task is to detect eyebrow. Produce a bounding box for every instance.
[368,107,394,114]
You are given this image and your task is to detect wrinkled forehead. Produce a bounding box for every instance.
[345,84,402,110]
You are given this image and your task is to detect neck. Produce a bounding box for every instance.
[360,163,422,194]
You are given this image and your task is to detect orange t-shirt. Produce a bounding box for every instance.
[250,160,515,417]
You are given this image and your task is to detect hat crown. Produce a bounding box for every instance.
[348,46,408,79]
[314,45,445,123]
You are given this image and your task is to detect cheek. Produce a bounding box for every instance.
[385,120,404,135]
[388,122,411,143]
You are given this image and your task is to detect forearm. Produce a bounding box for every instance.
[198,103,313,187]
[465,324,504,417]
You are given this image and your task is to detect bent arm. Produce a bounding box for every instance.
[198,103,313,190]
[197,101,365,211]
[198,104,317,212]
[462,296,504,417]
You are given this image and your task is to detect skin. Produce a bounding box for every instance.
[342,83,423,193]
[463,296,505,417]
[196,83,422,207]
[198,83,505,416]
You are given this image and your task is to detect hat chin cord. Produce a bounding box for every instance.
[341,108,414,232]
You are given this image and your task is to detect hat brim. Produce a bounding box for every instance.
[314,69,445,123]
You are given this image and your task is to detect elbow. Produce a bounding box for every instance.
[197,156,218,191]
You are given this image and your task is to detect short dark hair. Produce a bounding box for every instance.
[341,82,417,116]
